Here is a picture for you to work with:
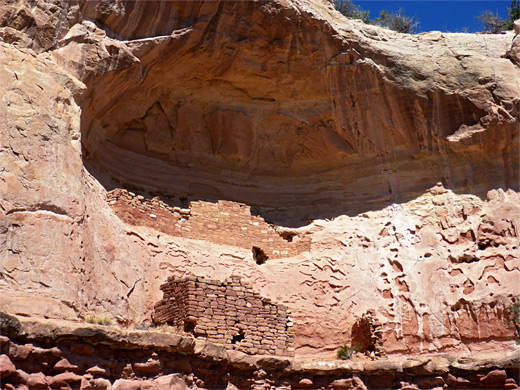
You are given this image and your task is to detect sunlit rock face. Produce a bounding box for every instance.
[0,0,519,358]
[77,0,519,226]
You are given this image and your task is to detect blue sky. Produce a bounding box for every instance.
[354,1,511,32]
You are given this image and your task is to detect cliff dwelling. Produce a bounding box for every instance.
[153,275,295,357]
[1,0,520,389]
[106,189,310,259]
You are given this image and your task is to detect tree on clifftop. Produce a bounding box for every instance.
[333,0,370,23]
[333,0,419,34]
[373,8,419,34]
[477,10,506,33]
[507,0,520,30]
[477,0,519,33]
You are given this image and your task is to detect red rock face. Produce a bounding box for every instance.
[1,316,519,390]
[0,0,519,358]
[77,5,519,226]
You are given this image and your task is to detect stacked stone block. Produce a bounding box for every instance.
[107,189,309,259]
[107,189,190,236]
[153,275,295,357]
[187,200,308,259]
[107,189,190,217]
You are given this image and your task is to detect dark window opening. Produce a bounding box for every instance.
[253,246,268,265]
[232,330,245,344]
[280,232,296,242]
[184,319,196,334]
[478,242,492,250]
[179,197,189,208]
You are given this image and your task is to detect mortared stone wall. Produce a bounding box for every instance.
[106,188,309,259]
[153,275,295,357]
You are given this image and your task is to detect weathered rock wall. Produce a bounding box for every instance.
[0,0,519,358]
[1,314,519,390]
[76,0,519,226]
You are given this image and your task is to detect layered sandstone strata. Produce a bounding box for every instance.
[76,1,519,227]
[0,0,519,360]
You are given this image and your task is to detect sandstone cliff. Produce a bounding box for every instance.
[1,0,519,368]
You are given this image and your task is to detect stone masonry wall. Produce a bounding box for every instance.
[106,189,310,259]
[106,189,190,237]
[153,275,295,357]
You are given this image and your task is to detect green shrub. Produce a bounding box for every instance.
[477,10,506,33]
[334,0,419,34]
[504,299,520,344]
[84,313,113,326]
[506,0,520,30]
[337,343,361,360]
[134,323,150,330]
[374,9,419,34]
[333,0,370,23]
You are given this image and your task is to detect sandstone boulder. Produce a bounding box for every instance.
[0,354,16,378]
[48,371,82,388]
[133,359,161,375]
[26,372,48,389]
[54,357,80,373]
[480,369,507,386]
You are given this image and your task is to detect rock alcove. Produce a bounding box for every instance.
[79,0,518,227]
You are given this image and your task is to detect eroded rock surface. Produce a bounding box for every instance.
[1,315,519,390]
[0,0,519,362]
[75,1,519,226]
